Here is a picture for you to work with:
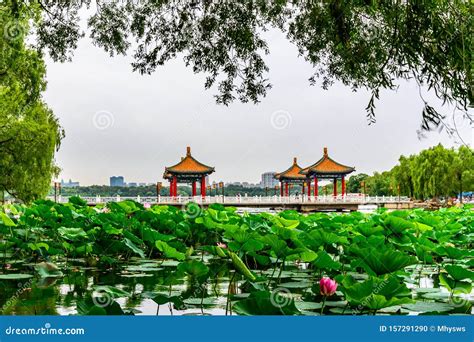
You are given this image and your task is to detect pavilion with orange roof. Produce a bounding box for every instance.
[300,147,355,198]
[274,157,307,196]
[163,147,215,197]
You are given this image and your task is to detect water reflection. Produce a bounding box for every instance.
[0,259,239,316]
[0,259,472,315]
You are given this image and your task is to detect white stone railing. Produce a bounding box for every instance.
[48,194,411,205]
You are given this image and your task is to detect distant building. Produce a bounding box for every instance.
[127,182,138,187]
[226,182,242,186]
[61,179,80,188]
[260,172,278,188]
[110,176,125,187]
[224,181,262,188]
[138,183,147,187]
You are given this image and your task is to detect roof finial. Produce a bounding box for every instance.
[293,157,297,165]
[186,146,191,156]
[323,147,328,156]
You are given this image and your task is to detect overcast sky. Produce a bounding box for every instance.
[42,26,472,186]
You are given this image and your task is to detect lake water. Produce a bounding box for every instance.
[1,257,472,315]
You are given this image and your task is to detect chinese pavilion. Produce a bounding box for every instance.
[163,147,215,197]
[300,147,355,198]
[274,157,307,196]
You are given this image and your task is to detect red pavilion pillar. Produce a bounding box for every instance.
[341,176,345,197]
[192,181,197,196]
[307,180,311,200]
[314,177,318,197]
[302,183,305,195]
[285,182,289,196]
[169,179,174,197]
[280,181,283,196]
[200,176,206,197]
[174,176,178,197]
[333,178,337,197]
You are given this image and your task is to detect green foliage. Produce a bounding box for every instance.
[232,290,300,315]
[155,241,185,261]
[346,173,369,193]
[350,247,418,276]
[10,1,472,128]
[0,200,472,315]
[0,1,63,203]
[348,145,474,200]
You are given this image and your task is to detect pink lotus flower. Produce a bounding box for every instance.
[319,277,337,296]
[217,242,227,249]
[143,203,151,209]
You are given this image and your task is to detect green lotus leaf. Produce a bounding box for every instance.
[402,302,454,313]
[439,273,472,294]
[436,246,469,259]
[183,297,217,305]
[295,301,323,310]
[352,247,418,276]
[279,281,312,289]
[93,285,130,298]
[0,213,16,227]
[445,265,474,281]
[312,250,341,271]
[363,295,412,310]
[123,238,145,258]
[57,227,88,241]
[177,260,209,278]
[155,241,185,261]
[0,273,33,280]
[384,216,413,234]
[273,216,300,229]
[232,290,300,315]
[356,223,384,237]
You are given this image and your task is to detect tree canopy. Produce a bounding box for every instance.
[1,1,64,202]
[350,145,474,199]
[15,0,474,130]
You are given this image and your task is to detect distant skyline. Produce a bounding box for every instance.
[43,22,472,186]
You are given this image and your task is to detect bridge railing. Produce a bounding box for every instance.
[48,194,410,205]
